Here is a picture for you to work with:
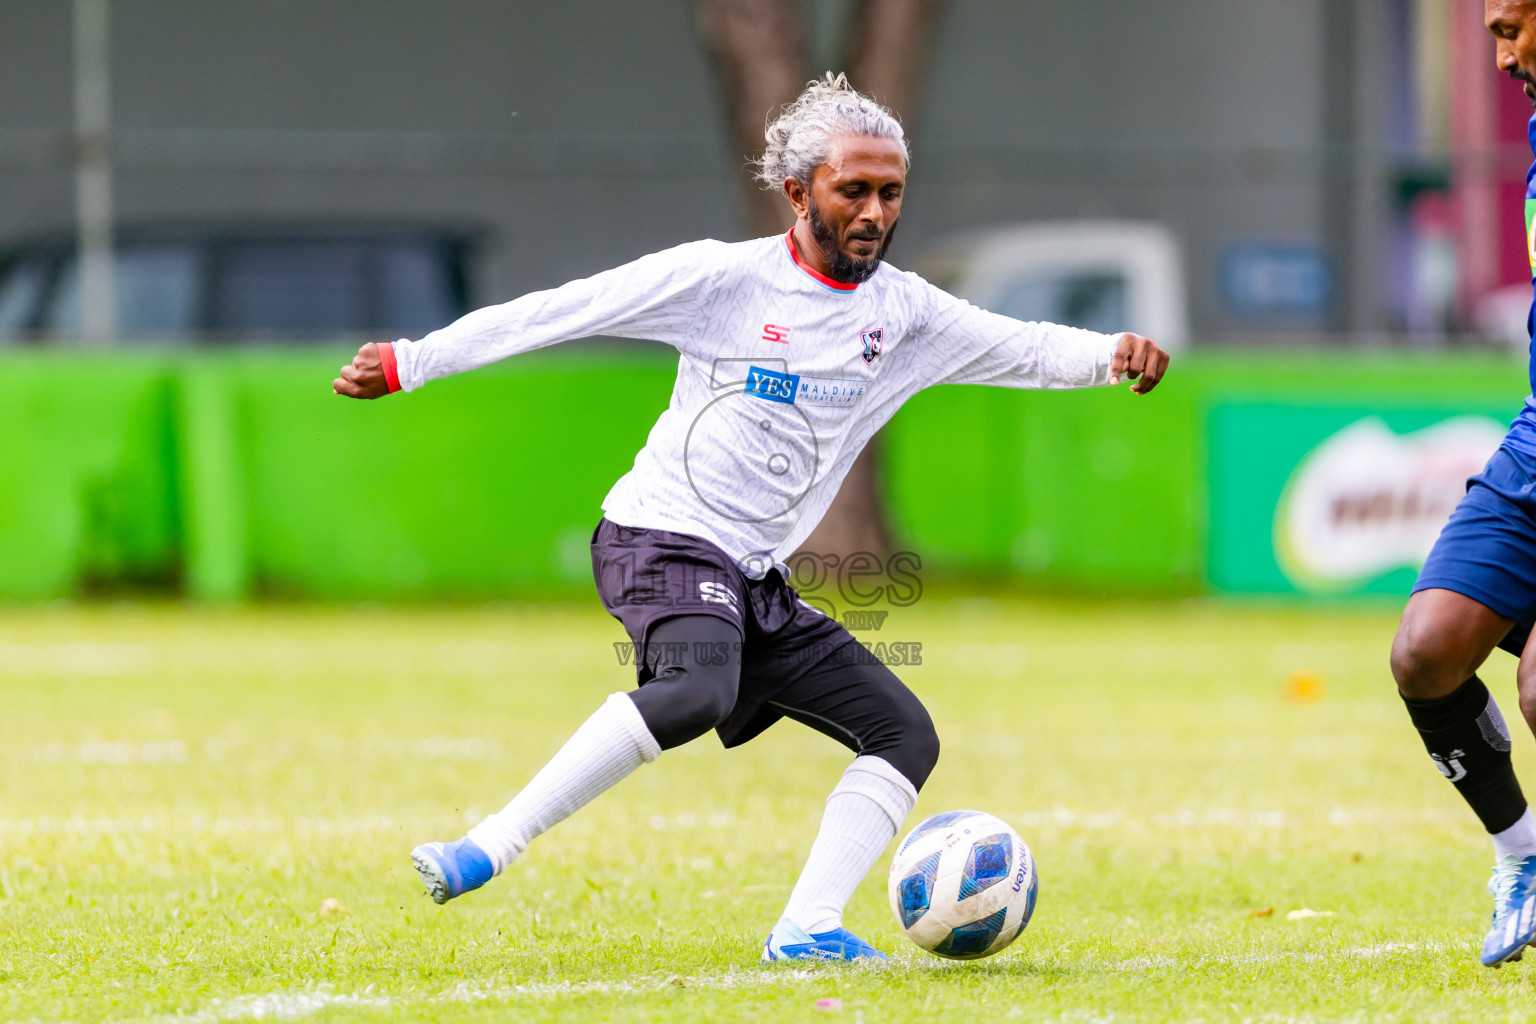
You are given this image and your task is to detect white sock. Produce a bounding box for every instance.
[779,755,918,935]
[466,692,660,874]
[1493,808,1536,860]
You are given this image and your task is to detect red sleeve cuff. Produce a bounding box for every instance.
[378,341,402,394]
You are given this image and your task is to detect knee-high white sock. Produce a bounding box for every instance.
[466,692,661,874]
[779,755,918,935]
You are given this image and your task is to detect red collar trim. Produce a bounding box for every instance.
[783,229,859,292]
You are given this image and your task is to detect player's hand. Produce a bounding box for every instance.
[333,342,390,399]
[1108,333,1170,395]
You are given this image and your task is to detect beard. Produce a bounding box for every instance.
[1514,69,1536,108]
[807,198,898,284]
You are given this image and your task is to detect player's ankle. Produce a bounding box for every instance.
[1494,808,1536,860]
[786,912,841,935]
[463,827,522,876]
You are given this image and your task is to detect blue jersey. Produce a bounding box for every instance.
[1504,113,1536,458]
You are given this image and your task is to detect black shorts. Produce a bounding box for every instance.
[590,517,856,746]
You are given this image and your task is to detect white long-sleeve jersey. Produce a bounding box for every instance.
[391,231,1119,576]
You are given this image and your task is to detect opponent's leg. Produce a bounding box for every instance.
[761,644,940,961]
[413,615,741,903]
[1392,588,1536,965]
[1514,627,1536,740]
[1393,590,1527,841]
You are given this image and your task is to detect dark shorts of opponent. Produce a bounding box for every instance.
[1416,445,1536,655]
[590,517,912,750]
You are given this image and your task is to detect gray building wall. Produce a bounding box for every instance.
[0,0,1391,338]
[915,0,1346,337]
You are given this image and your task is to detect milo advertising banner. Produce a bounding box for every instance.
[1208,403,1510,595]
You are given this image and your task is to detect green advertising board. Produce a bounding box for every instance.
[1208,402,1513,596]
[0,349,1529,601]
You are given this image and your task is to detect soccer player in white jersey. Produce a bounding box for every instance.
[333,73,1170,962]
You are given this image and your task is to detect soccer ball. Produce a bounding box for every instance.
[888,810,1038,959]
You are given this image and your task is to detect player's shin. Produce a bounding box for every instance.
[778,755,918,935]
[465,692,662,874]
[1403,676,1536,857]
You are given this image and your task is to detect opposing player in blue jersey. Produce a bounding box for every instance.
[1392,0,1536,968]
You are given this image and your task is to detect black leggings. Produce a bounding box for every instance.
[626,615,940,789]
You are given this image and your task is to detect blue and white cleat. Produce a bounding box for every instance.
[411,838,495,905]
[1482,855,1536,967]
[761,917,888,962]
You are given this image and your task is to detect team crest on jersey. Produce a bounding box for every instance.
[860,327,885,365]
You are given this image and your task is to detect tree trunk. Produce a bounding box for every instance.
[694,0,806,237]
[694,0,946,563]
[794,0,945,563]
[844,0,946,118]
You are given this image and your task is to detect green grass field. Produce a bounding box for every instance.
[3,596,1535,1022]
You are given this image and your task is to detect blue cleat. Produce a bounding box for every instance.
[411,838,495,904]
[1482,855,1536,967]
[762,917,888,962]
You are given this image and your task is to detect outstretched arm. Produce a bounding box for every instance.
[907,276,1171,394]
[331,239,727,400]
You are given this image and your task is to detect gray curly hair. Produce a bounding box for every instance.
[755,72,909,190]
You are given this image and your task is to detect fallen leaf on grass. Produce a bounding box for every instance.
[1284,671,1325,703]
[1286,908,1335,920]
[1247,907,1274,918]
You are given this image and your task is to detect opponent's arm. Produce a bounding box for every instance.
[333,240,725,399]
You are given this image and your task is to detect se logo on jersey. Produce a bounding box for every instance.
[699,580,740,613]
[762,323,791,344]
